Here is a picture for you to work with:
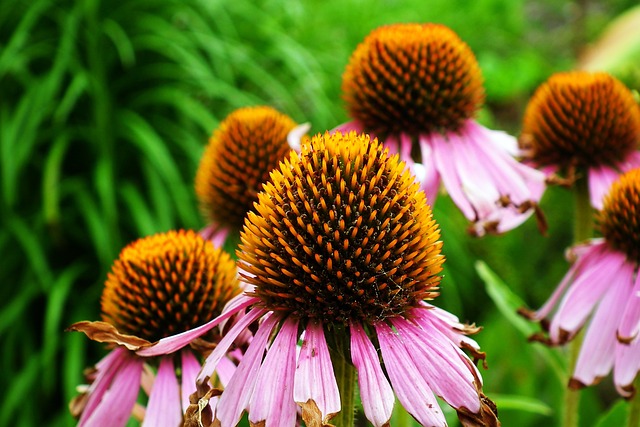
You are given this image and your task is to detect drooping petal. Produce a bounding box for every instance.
[417,303,482,354]
[181,350,201,414]
[80,349,144,427]
[249,317,299,427]
[287,122,312,151]
[197,304,265,385]
[142,356,182,427]
[375,322,447,427]
[216,314,278,427]
[549,248,627,342]
[417,135,442,205]
[349,322,395,427]
[614,333,640,397]
[589,165,623,210]
[390,316,481,412]
[572,262,633,387]
[618,269,640,342]
[137,295,258,357]
[294,321,340,425]
[200,225,231,248]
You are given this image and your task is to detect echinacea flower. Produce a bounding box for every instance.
[338,23,545,236]
[520,71,640,209]
[195,106,309,246]
[68,230,242,426]
[192,131,499,426]
[522,168,640,397]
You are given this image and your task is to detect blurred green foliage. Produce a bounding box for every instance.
[1,0,638,426]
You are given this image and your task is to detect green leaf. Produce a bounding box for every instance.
[594,399,628,427]
[491,394,553,416]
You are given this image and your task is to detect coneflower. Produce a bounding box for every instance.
[522,168,640,397]
[68,230,242,427]
[190,131,499,427]
[337,23,545,236]
[520,71,640,209]
[195,106,309,246]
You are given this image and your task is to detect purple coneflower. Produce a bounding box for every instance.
[522,168,640,397]
[337,23,545,236]
[520,71,640,210]
[68,230,242,426]
[192,131,499,426]
[195,106,309,246]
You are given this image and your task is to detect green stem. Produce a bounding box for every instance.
[330,349,356,427]
[563,175,594,427]
[628,377,640,427]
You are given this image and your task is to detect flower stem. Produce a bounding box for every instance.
[330,348,356,427]
[563,175,593,427]
[628,376,640,427]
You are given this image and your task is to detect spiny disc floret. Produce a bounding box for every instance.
[521,72,640,169]
[239,131,444,324]
[195,106,297,229]
[101,230,239,342]
[600,168,640,263]
[342,23,485,138]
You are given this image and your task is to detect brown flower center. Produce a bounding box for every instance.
[238,131,444,324]
[195,106,298,230]
[521,72,640,170]
[342,23,484,138]
[101,230,240,342]
[599,168,640,263]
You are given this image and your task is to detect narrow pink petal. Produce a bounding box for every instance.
[618,270,640,342]
[614,334,640,397]
[391,316,481,412]
[573,263,633,386]
[375,322,447,427]
[199,225,230,248]
[181,350,201,414]
[588,165,621,210]
[550,248,627,342]
[294,321,340,422]
[332,120,366,134]
[429,132,475,219]
[142,356,181,427]
[350,322,395,427]
[196,305,266,385]
[249,317,299,427]
[216,314,279,426]
[80,353,144,427]
[417,136,441,206]
[137,295,258,357]
[216,355,237,387]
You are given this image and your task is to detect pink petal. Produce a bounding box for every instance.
[349,322,395,427]
[391,316,481,413]
[181,350,201,414]
[200,225,230,248]
[332,120,366,134]
[375,322,447,427]
[143,356,182,427]
[549,247,627,342]
[614,334,640,397]
[417,136,441,206]
[572,262,633,386]
[249,317,299,427]
[216,355,237,387]
[417,303,481,352]
[80,350,143,427]
[534,241,606,320]
[216,314,278,426]
[618,267,640,342]
[137,295,258,357]
[294,321,340,422]
[588,165,621,210]
[196,304,266,385]
[287,122,311,152]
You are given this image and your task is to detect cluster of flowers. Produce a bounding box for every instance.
[68,22,640,427]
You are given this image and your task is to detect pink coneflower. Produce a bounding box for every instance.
[337,23,545,236]
[195,106,309,247]
[520,71,640,210]
[191,131,499,426]
[67,230,242,426]
[522,168,640,397]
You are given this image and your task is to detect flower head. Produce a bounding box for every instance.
[521,71,640,208]
[68,230,242,427]
[337,23,545,236]
[195,106,308,246]
[523,168,640,396]
[195,131,499,427]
